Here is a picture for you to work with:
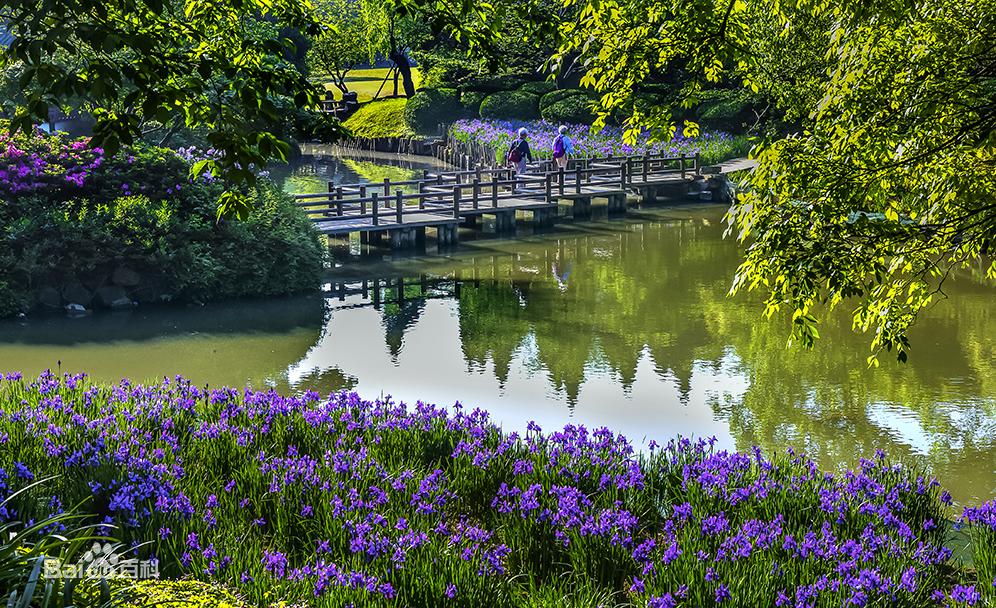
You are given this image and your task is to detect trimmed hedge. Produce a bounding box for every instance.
[539,88,594,111]
[519,81,558,96]
[696,89,760,133]
[460,74,528,94]
[541,94,596,124]
[460,91,487,118]
[403,88,462,133]
[479,91,540,120]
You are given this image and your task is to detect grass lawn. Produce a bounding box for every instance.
[323,67,423,102]
[342,97,413,139]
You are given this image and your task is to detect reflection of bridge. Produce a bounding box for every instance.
[294,153,753,249]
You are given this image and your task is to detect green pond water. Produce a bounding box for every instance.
[2,155,994,505]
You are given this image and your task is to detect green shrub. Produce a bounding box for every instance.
[419,54,478,88]
[343,98,413,139]
[696,89,760,133]
[460,74,528,94]
[403,88,462,133]
[519,81,557,96]
[541,95,596,124]
[539,88,594,111]
[0,127,326,316]
[479,91,540,120]
[460,91,487,118]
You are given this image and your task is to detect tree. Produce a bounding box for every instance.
[308,0,368,95]
[358,0,427,98]
[0,0,330,218]
[544,0,996,362]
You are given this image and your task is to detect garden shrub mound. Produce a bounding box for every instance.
[479,91,540,120]
[403,88,462,134]
[0,126,325,317]
[519,81,558,96]
[540,89,595,112]
[459,75,528,94]
[460,91,487,119]
[344,98,414,139]
[541,95,597,125]
[1,370,994,608]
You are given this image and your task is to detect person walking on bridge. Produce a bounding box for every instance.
[552,125,574,170]
[506,127,533,193]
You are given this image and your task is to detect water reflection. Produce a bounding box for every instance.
[271,147,447,195]
[2,206,994,502]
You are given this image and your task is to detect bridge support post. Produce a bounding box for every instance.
[462,215,479,229]
[493,210,516,233]
[607,193,627,214]
[389,227,418,249]
[572,197,592,218]
[437,224,459,249]
[532,208,555,228]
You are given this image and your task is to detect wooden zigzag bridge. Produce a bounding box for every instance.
[293,153,755,250]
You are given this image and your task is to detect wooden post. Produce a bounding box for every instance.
[371,192,379,226]
[491,174,499,208]
[680,156,686,180]
[557,167,565,195]
[335,186,343,216]
[360,185,367,215]
[418,181,425,210]
[384,177,390,197]
[395,191,403,224]
[453,187,461,218]
[620,162,627,190]
[694,152,701,175]
[545,173,553,202]
[642,153,649,182]
[472,178,480,209]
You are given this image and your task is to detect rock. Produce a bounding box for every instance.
[64,303,88,315]
[62,282,93,307]
[112,266,142,287]
[96,285,130,308]
[110,297,136,309]
[36,286,61,310]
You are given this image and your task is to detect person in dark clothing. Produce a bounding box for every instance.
[506,127,533,192]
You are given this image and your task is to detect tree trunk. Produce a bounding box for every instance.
[389,49,416,98]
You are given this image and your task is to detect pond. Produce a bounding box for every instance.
[270,145,448,195]
[2,157,994,504]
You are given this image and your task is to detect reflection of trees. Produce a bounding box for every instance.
[444,210,995,499]
[284,366,358,394]
[457,281,530,385]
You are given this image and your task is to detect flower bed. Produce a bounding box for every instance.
[0,371,993,607]
[449,119,751,166]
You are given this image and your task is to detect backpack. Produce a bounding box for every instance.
[553,135,566,158]
[507,140,523,163]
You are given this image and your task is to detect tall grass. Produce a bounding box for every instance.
[0,371,988,607]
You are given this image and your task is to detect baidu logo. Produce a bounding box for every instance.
[44,542,159,580]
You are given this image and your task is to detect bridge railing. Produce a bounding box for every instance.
[291,152,702,228]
